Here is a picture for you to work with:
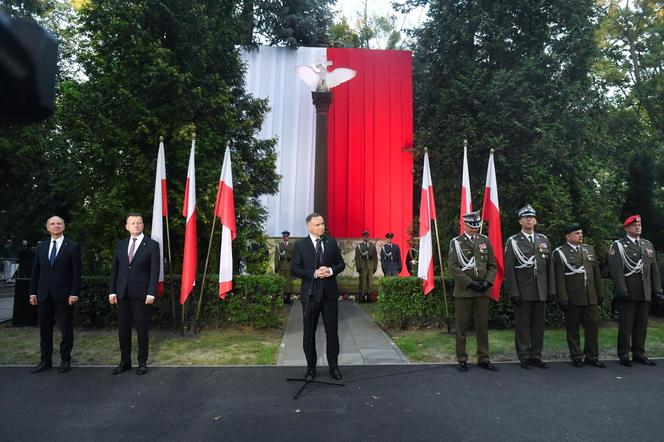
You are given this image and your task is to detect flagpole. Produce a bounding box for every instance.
[431,217,451,332]
[158,135,177,328]
[193,214,217,333]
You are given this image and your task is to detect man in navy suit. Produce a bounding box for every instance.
[29,216,81,373]
[291,213,346,381]
[108,213,160,375]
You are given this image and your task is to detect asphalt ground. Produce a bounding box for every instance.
[2,361,663,441]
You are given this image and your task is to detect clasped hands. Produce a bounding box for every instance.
[314,266,332,279]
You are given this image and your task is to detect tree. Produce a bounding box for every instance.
[413,0,625,253]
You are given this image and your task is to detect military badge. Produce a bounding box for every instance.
[646,249,653,257]
[479,243,487,251]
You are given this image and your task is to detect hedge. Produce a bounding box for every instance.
[72,274,285,329]
[376,277,616,329]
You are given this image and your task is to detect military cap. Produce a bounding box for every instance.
[463,210,482,229]
[362,231,369,237]
[623,214,641,227]
[385,232,394,239]
[563,223,582,235]
[281,230,290,236]
[518,204,536,219]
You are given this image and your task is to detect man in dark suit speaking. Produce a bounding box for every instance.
[108,213,160,375]
[29,216,81,374]
[291,213,345,381]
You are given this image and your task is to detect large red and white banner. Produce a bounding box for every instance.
[417,152,436,295]
[180,138,197,305]
[481,151,504,301]
[459,143,472,235]
[215,145,236,299]
[242,47,413,274]
[151,139,168,296]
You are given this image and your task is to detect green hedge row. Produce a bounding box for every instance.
[376,277,615,329]
[73,274,285,329]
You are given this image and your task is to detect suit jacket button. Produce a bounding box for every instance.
[128,265,132,269]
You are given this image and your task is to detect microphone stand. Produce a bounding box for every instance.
[287,240,344,399]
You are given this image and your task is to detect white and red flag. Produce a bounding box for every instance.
[459,142,472,235]
[215,145,236,300]
[180,138,197,305]
[481,150,504,301]
[417,152,436,295]
[151,138,168,296]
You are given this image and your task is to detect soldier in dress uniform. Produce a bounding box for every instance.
[380,232,402,276]
[406,237,418,276]
[553,224,606,368]
[504,204,555,369]
[355,231,377,302]
[448,211,499,372]
[274,230,296,304]
[608,215,663,367]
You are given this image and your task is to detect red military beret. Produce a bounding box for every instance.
[623,214,641,227]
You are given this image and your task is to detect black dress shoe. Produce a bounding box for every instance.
[585,359,606,368]
[572,359,583,368]
[137,364,148,375]
[111,363,132,375]
[58,360,71,373]
[520,360,531,369]
[633,356,656,366]
[529,359,548,369]
[329,367,343,381]
[457,361,468,372]
[478,361,498,371]
[305,368,316,382]
[619,357,632,367]
[31,361,52,374]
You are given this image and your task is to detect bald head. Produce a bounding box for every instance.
[46,216,65,239]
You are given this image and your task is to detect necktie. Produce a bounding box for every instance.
[635,239,639,248]
[315,238,323,266]
[128,238,137,263]
[528,235,534,243]
[49,240,57,267]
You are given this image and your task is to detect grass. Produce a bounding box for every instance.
[0,326,282,366]
[359,302,664,363]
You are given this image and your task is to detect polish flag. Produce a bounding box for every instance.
[150,138,168,296]
[215,145,236,299]
[180,138,197,305]
[459,142,472,235]
[417,152,436,295]
[481,150,504,301]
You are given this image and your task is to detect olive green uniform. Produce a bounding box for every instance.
[355,240,377,297]
[274,240,296,294]
[504,232,555,362]
[553,243,604,361]
[448,234,497,363]
[609,237,662,360]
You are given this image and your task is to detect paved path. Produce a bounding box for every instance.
[277,300,408,366]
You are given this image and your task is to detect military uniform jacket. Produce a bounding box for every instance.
[380,243,402,274]
[355,241,377,273]
[553,243,603,306]
[504,232,555,301]
[448,234,497,298]
[274,240,295,274]
[609,236,662,301]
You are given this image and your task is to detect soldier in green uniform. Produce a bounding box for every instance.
[355,231,377,302]
[553,223,606,368]
[274,230,295,304]
[609,215,663,367]
[504,204,555,369]
[448,211,499,372]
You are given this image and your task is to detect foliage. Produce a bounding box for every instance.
[412,0,630,261]
[72,274,285,329]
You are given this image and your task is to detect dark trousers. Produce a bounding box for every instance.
[455,296,490,363]
[514,300,546,361]
[301,296,339,369]
[117,298,150,365]
[565,304,600,360]
[37,297,73,363]
[616,299,650,359]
